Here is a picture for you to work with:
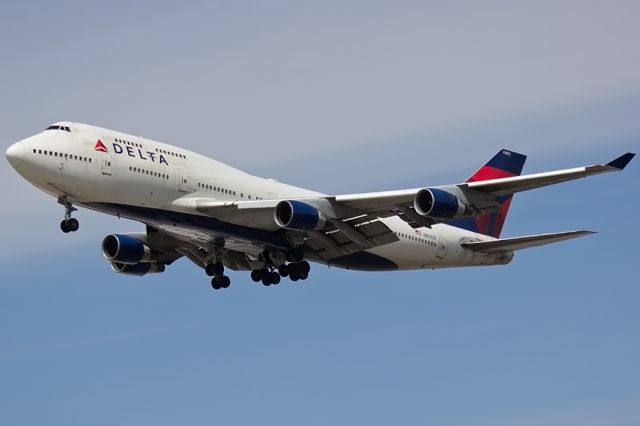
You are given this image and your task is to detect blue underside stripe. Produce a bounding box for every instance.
[329,252,399,271]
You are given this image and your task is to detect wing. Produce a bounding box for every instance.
[167,151,633,261]
[334,152,635,217]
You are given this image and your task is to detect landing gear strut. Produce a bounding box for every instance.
[58,196,79,233]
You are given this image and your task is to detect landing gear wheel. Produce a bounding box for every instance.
[300,261,310,275]
[262,276,272,286]
[220,275,231,288]
[278,264,289,277]
[211,277,222,290]
[250,270,261,282]
[60,220,70,233]
[289,270,300,282]
[205,264,215,277]
[67,218,79,232]
[270,272,281,285]
[260,268,269,280]
[299,270,309,280]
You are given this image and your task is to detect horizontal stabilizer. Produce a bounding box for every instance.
[461,230,595,253]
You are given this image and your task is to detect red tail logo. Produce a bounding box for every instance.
[95,139,108,153]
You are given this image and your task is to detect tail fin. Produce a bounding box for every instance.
[450,149,527,238]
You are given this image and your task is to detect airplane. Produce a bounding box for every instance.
[5,121,635,290]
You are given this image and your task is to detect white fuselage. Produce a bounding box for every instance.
[8,122,511,271]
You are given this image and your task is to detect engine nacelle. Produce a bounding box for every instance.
[274,200,326,231]
[414,188,469,219]
[111,262,165,276]
[102,234,152,264]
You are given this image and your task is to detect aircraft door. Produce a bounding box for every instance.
[178,169,188,192]
[436,237,448,259]
[101,154,112,175]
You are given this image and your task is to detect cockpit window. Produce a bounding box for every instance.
[45,125,71,132]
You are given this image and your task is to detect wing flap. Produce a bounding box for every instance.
[312,219,400,260]
[461,230,595,253]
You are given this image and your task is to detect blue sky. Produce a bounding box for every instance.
[1,1,639,425]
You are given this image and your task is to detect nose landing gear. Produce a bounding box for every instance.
[58,196,79,233]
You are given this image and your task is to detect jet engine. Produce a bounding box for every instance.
[414,188,470,219]
[110,261,165,276]
[274,200,327,231]
[102,234,153,264]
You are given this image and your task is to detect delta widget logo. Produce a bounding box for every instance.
[95,139,108,153]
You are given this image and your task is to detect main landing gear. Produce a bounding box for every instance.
[250,261,311,286]
[205,261,231,290]
[58,196,79,233]
[203,249,311,291]
[250,268,281,286]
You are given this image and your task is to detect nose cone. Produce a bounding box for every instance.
[6,142,25,169]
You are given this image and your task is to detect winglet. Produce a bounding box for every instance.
[606,152,635,170]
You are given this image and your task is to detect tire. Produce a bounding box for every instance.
[221,275,231,288]
[205,264,216,276]
[250,270,261,282]
[262,277,271,286]
[299,271,308,280]
[60,220,70,233]
[270,272,281,285]
[300,261,310,274]
[211,277,222,290]
[278,264,289,277]
[67,218,79,232]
